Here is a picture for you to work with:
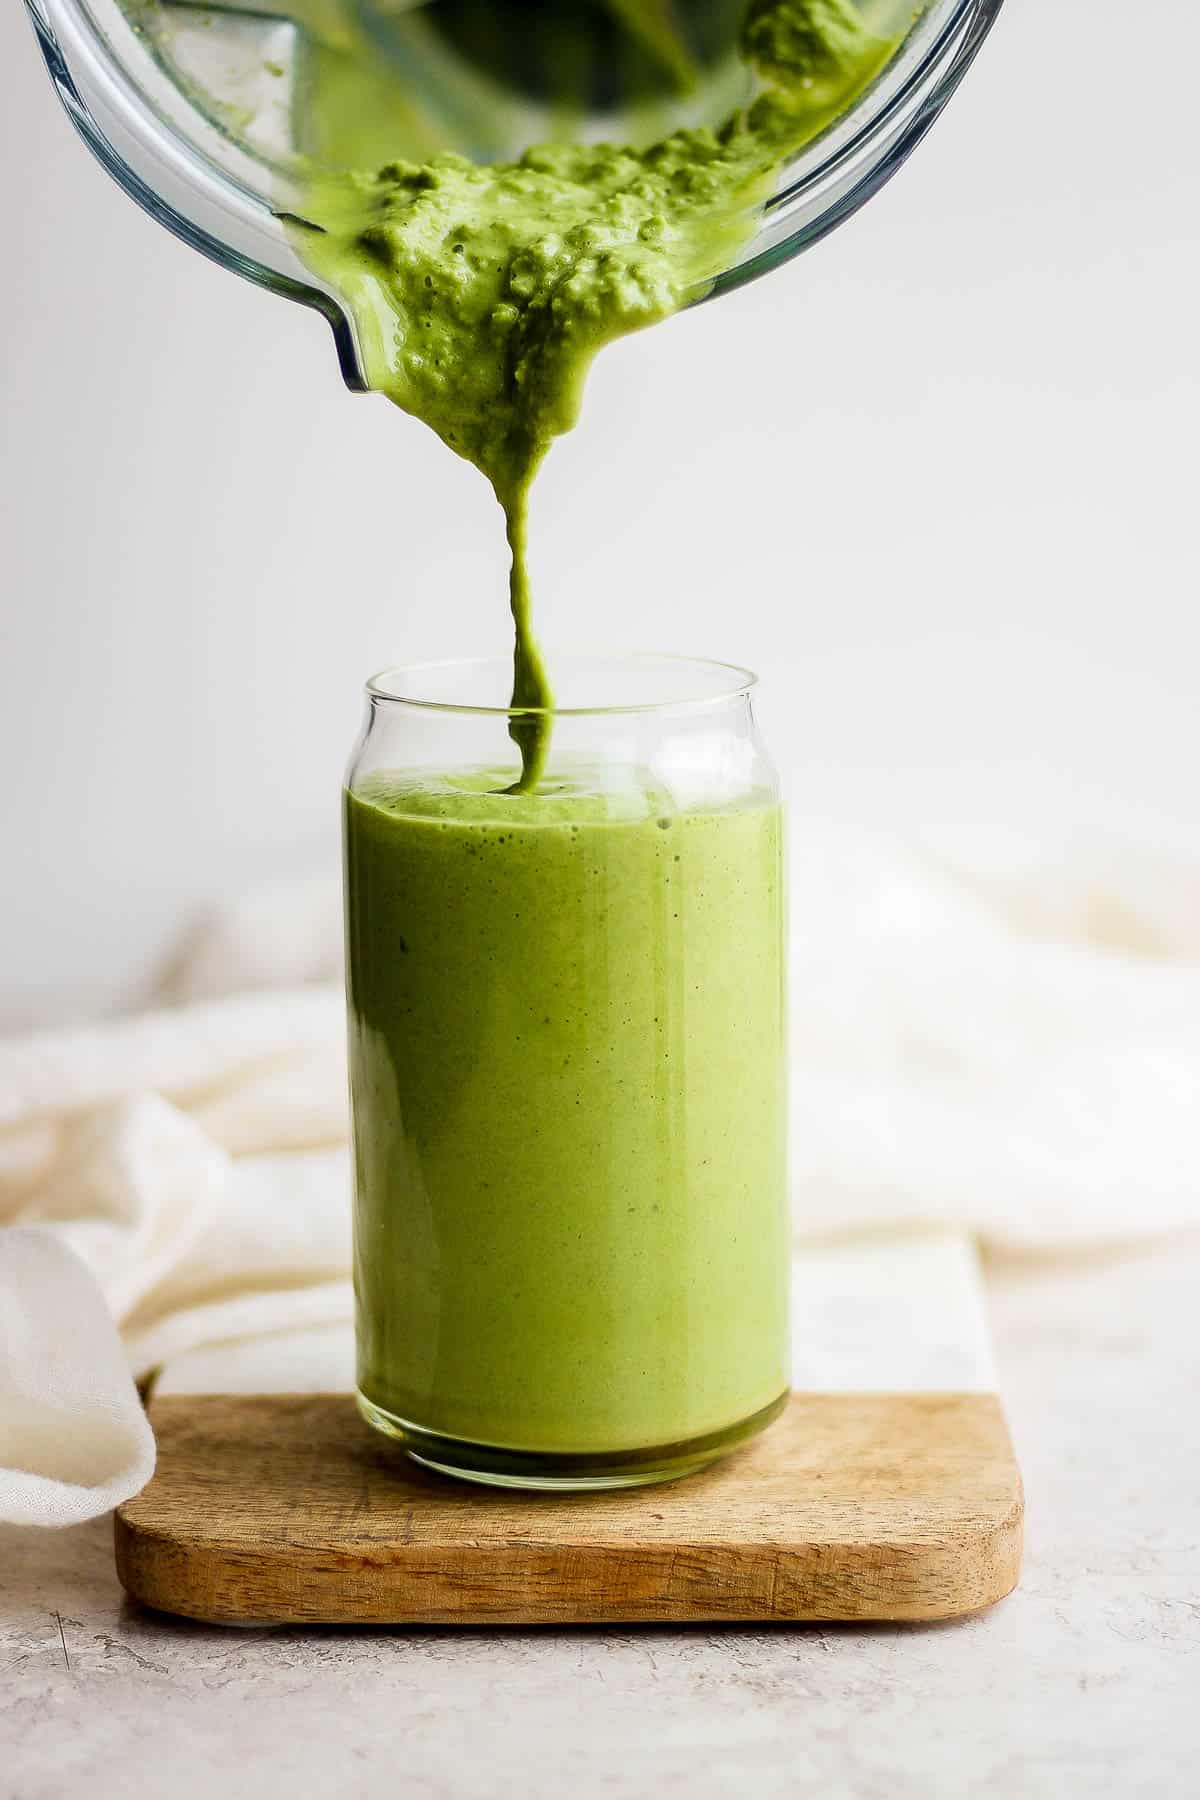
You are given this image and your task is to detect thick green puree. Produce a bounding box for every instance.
[346,767,789,1456]
[323,4,892,1475]
[301,0,892,783]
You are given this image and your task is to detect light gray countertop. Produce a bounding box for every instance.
[3,1242,1197,1799]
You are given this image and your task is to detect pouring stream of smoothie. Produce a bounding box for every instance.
[298,0,894,785]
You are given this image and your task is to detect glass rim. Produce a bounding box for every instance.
[366,652,759,719]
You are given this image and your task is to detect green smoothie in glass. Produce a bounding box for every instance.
[325,2,891,1483]
[345,659,789,1486]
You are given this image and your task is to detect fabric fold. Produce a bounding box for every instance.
[0,1229,155,1527]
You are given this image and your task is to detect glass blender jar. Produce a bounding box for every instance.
[24,0,1005,390]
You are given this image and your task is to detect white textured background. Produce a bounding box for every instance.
[3,0,1198,1024]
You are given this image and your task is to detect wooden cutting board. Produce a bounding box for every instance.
[114,1393,1022,1626]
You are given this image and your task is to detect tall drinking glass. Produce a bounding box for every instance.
[344,654,789,1489]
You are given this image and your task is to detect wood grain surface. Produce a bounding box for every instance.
[115,1393,1023,1626]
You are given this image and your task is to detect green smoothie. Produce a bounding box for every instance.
[318,4,889,1478]
[345,765,789,1462]
[299,0,894,781]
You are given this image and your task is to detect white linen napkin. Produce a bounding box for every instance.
[0,1228,155,1527]
[2,831,1198,1525]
